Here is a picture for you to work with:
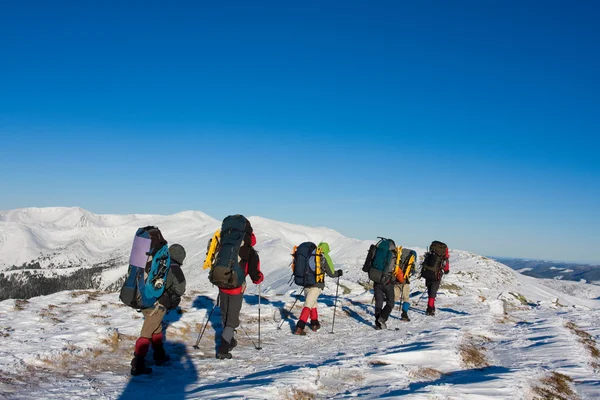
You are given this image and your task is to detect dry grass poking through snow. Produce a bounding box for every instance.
[282,388,316,400]
[532,371,580,400]
[409,367,444,381]
[459,334,490,369]
[565,322,600,368]
[14,299,29,311]
[70,290,103,302]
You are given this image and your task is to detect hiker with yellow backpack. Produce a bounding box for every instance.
[394,247,417,322]
[291,242,343,335]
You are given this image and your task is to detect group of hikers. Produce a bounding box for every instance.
[119,215,450,376]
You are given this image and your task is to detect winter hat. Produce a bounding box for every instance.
[169,244,186,264]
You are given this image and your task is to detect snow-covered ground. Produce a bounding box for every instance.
[1,208,599,399]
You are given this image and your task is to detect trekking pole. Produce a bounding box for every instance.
[415,288,427,306]
[239,323,259,350]
[277,288,304,330]
[257,283,262,350]
[193,294,219,349]
[330,276,340,334]
[398,283,405,315]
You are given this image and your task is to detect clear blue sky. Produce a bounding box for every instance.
[1,1,599,263]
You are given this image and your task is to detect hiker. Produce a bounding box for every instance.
[293,242,343,335]
[207,215,264,360]
[363,238,401,330]
[374,257,406,329]
[131,244,187,375]
[421,241,450,316]
[394,247,417,322]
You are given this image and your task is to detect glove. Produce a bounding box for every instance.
[335,270,343,277]
[253,271,264,284]
[444,269,449,275]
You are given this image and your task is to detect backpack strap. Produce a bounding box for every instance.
[315,247,324,283]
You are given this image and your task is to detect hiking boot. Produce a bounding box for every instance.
[294,327,306,335]
[401,311,411,322]
[228,338,237,351]
[310,320,321,332]
[216,340,232,360]
[426,307,435,316]
[152,343,170,366]
[216,351,232,360]
[130,354,152,376]
[377,317,387,330]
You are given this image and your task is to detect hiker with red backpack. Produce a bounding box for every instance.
[292,242,343,335]
[206,215,264,359]
[420,241,450,316]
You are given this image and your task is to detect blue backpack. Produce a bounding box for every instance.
[292,242,322,287]
[119,226,171,309]
[363,238,397,284]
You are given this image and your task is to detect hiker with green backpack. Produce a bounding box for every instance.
[291,241,343,335]
[363,238,404,330]
[420,241,450,316]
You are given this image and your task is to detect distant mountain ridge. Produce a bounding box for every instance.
[494,257,600,284]
[0,207,378,300]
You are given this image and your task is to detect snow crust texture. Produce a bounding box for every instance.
[0,208,599,399]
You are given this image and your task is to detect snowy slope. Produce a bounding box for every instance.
[1,208,599,399]
[0,207,378,292]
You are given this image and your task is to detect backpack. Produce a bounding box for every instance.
[399,248,417,281]
[291,242,324,287]
[208,215,252,289]
[363,238,398,284]
[421,240,448,281]
[119,226,171,309]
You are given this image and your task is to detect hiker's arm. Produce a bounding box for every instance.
[159,264,186,310]
[248,249,264,284]
[323,254,342,278]
[443,256,450,274]
[170,264,187,296]
[395,266,405,283]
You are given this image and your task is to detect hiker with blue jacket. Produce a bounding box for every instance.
[131,244,187,376]
[294,242,343,335]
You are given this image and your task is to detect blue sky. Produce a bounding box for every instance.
[1,1,599,263]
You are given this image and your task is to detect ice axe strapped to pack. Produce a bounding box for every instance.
[208,215,253,289]
[119,226,171,309]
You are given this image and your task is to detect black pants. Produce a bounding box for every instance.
[219,292,243,343]
[426,279,441,304]
[374,282,395,321]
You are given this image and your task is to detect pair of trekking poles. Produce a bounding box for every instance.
[193,283,264,351]
[193,276,342,351]
[276,276,341,334]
